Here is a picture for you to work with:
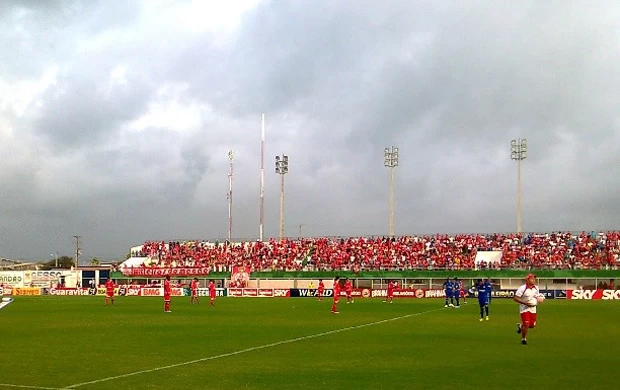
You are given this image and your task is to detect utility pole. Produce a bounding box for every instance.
[73,236,81,268]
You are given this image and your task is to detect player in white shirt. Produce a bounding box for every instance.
[513,273,540,345]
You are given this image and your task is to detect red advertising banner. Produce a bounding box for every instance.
[258,289,274,297]
[226,288,290,298]
[228,288,243,297]
[338,288,372,298]
[0,286,14,296]
[567,290,620,300]
[120,268,210,277]
[243,288,258,297]
[370,288,448,299]
[273,289,290,298]
[139,287,185,297]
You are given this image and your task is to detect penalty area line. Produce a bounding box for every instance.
[62,307,443,389]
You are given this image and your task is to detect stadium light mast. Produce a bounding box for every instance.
[510,138,527,233]
[227,149,235,243]
[259,114,265,242]
[275,154,289,240]
[384,146,399,238]
[50,253,58,268]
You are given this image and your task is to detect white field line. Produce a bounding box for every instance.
[0,384,62,390]
[61,308,443,389]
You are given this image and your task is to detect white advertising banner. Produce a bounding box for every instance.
[0,271,25,287]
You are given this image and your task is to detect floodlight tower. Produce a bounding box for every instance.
[510,138,527,233]
[227,149,235,242]
[384,146,399,238]
[275,154,289,240]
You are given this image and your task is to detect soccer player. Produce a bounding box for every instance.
[514,273,540,345]
[104,278,115,306]
[344,277,354,304]
[474,279,490,321]
[484,278,493,304]
[453,277,461,308]
[443,278,454,307]
[317,279,325,301]
[384,280,397,303]
[163,275,172,313]
[331,276,341,314]
[190,278,199,304]
[208,279,216,306]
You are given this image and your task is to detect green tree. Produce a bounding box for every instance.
[41,256,75,269]
[90,258,100,266]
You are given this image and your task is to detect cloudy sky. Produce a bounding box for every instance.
[1,0,618,262]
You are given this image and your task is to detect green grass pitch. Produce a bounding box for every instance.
[1,296,618,390]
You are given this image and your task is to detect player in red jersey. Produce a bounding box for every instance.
[344,277,354,304]
[163,275,172,313]
[190,278,199,304]
[317,279,325,301]
[331,276,341,314]
[384,280,397,303]
[208,280,216,306]
[104,278,115,306]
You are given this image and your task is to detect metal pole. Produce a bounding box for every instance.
[517,158,522,233]
[280,173,285,240]
[511,138,526,234]
[384,146,398,238]
[228,149,234,242]
[389,165,395,238]
[73,236,81,268]
[259,114,265,241]
[55,253,58,268]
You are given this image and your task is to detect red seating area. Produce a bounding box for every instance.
[127,231,620,272]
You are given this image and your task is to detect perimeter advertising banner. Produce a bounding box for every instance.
[567,290,620,300]
[0,271,25,287]
[120,268,210,277]
[227,288,290,297]
[12,287,42,296]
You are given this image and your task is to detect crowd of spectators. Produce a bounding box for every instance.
[123,231,620,273]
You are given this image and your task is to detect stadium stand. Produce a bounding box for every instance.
[121,231,620,272]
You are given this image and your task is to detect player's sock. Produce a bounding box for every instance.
[485,306,489,316]
[480,307,484,318]
[517,323,522,334]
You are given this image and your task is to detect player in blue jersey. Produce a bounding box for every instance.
[474,279,490,321]
[484,279,492,304]
[453,277,462,308]
[443,278,454,307]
